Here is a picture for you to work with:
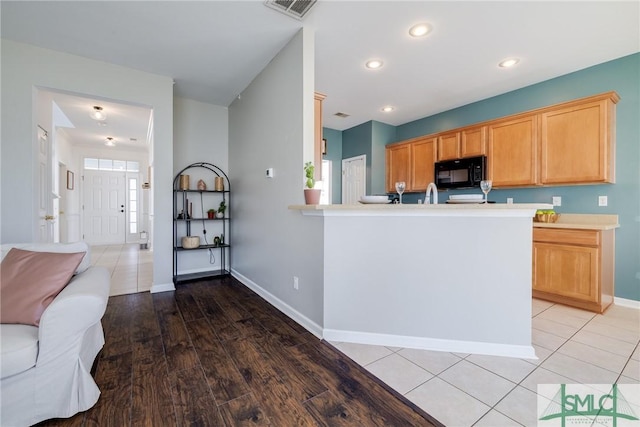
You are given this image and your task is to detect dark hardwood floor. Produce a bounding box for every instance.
[38,277,441,426]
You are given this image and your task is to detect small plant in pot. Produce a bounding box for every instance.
[304,162,321,205]
[207,209,216,219]
[217,200,227,218]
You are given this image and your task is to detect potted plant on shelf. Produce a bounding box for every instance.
[304,161,321,205]
[207,208,216,219]
[217,200,227,218]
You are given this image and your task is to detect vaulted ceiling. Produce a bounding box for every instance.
[2,1,638,144]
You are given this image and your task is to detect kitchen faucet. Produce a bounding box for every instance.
[425,182,438,204]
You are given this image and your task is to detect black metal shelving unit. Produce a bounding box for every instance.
[173,162,230,284]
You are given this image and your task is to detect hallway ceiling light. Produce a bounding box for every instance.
[498,58,520,68]
[365,59,383,70]
[409,23,431,37]
[381,106,395,112]
[105,137,115,147]
[90,105,107,121]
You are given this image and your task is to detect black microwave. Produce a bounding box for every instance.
[435,156,486,189]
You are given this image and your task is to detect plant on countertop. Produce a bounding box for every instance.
[217,200,227,214]
[304,161,315,189]
[207,208,216,214]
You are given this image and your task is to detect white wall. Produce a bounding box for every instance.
[173,97,229,274]
[0,39,174,289]
[228,28,325,331]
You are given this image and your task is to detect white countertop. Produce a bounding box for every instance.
[533,213,619,230]
[290,203,553,218]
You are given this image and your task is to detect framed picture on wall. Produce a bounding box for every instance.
[66,171,74,190]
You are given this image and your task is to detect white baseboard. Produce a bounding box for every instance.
[323,329,538,360]
[150,282,175,294]
[231,269,323,339]
[614,297,640,310]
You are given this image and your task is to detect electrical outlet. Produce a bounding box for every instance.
[552,196,562,206]
[598,196,608,207]
[293,276,299,290]
[506,197,514,204]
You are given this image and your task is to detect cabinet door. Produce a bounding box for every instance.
[540,99,613,184]
[488,115,538,187]
[533,242,599,303]
[437,132,460,161]
[411,137,437,191]
[386,143,411,193]
[461,126,487,158]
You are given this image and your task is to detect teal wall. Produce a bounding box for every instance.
[342,121,373,193]
[371,121,397,194]
[322,127,343,204]
[326,53,639,301]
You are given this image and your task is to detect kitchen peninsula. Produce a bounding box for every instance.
[291,203,552,359]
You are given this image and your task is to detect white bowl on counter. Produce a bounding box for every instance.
[359,195,391,204]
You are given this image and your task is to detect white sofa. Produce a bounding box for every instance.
[0,242,110,427]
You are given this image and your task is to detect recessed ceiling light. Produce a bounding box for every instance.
[105,137,115,147]
[409,23,431,37]
[90,105,107,121]
[381,106,395,113]
[365,59,383,70]
[498,58,520,68]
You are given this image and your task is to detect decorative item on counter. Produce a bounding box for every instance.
[207,209,215,219]
[217,200,227,218]
[181,236,200,249]
[220,234,224,244]
[534,209,559,223]
[214,236,221,246]
[215,176,224,191]
[197,179,207,191]
[177,210,185,219]
[303,161,321,205]
[179,174,190,190]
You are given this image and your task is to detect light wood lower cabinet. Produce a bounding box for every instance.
[532,227,615,313]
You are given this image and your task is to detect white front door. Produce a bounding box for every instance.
[342,155,366,204]
[83,170,127,245]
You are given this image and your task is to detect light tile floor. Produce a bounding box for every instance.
[331,299,640,426]
[90,243,153,296]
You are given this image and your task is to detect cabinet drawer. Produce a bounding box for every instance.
[533,228,600,246]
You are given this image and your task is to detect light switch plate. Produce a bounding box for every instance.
[598,196,608,206]
[552,196,562,206]
[506,198,514,204]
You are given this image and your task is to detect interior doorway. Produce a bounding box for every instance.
[341,155,366,204]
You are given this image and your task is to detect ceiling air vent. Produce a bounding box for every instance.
[334,112,350,118]
[264,0,317,20]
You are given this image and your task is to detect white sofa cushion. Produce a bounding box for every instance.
[0,242,91,274]
[0,324,38,378]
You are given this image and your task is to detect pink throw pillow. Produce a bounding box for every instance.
[1,248,85,326]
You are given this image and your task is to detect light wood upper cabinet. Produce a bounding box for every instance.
[386,142,411,193]
[460,126,487,158]
[488,114,538,187]
[437,132,460,161]
[411,137,437,191]
[437,127,487,161]
[540,94,618,185]
[386,137,436,192]
[532,227,615,313]
[314,92,326,181]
